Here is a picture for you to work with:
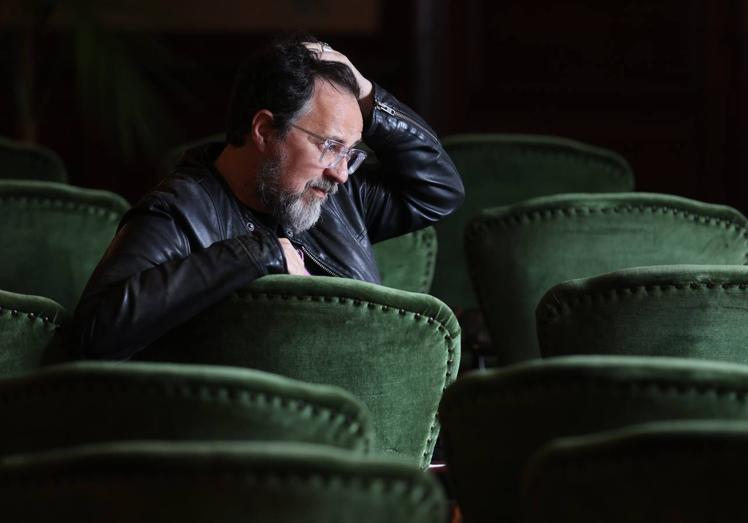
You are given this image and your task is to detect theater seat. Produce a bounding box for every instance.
[439,355,748,523]
[0,441,447,523]
[0,289,69,376]
[373,226,437,293]
[0,361,372,456]
[143,275,461,468]
[0,180,129,310]
[522,420,748,523]
[465,192,748,364]
[537,265,748,363]
[436,133,634,314]
[0,136,68,183]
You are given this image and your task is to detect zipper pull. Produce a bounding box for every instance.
[376,100,397,116]
[374,98,439,143]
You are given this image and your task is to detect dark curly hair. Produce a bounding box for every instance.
[225,35,361,146]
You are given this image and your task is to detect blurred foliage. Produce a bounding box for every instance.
[9,0,180,159]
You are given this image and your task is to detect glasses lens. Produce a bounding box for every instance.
[347,149,367,175]
[321,141,344,167]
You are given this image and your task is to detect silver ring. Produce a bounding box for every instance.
[320,42,333,52]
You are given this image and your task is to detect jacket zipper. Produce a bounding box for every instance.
[375,100,439,144]
[299,245,342,277]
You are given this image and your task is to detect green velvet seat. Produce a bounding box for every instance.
[0,180,129,310]
[537,265,748,363]
[436,134,634,313]
[439,355,748,523]
[465,193,748,364]
[0,289,70,376]
[144,275,461,468]
[0,441,446,523]
[0,136,68,183]
[0,361,372,456]
[373,226,437,293]
[522,420,748,523]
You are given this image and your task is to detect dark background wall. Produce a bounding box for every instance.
[2,0,748,213]
[436,0,748,214]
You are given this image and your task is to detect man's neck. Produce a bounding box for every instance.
[214,144,269,213]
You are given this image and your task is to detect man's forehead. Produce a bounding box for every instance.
[300,80,363,142]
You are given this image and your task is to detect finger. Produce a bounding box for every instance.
[278,239,295,257]
[279,239,302,261]
[303,41,330,56]
[303,41,339,58]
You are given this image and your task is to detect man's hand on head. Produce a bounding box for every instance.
[304,41,374,121]
[278,238,308,275]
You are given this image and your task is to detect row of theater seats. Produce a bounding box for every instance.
[5,133,748,521]
[0,136,452,521]
[440,357,748,522]
[434,137,748,521]
[466,193,748,364]
[0,362,447,521]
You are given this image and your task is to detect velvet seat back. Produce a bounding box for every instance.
[439,356,748,523]
[0,136,68,183]
[465,193,748,364]
[0,289,69,376]
[522,420,748,523]
[435,133,634,311]
[145,275,461,468]
[373,226,437,293]
[538,265,748,363]
[0,441,446,523]
[0,361,372,456]
[0,180,129,310]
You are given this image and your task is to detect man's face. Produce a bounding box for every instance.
[258,79,363,234]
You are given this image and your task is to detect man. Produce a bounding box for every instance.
[73,36,464,360]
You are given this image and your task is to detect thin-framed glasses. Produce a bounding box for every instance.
[289,123,368,175]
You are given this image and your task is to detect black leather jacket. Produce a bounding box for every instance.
[73,84,464,360]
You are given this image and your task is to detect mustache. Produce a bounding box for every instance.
[306,178,339,196]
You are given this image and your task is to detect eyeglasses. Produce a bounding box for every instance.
[289,123,368,175]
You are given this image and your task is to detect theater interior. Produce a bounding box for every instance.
[2,1,748,521]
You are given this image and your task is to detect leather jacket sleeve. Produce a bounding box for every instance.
[353,83,465,243]
[73,192,286,360]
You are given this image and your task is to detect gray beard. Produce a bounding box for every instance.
[257,154,338,235]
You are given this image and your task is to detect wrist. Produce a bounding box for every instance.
[359,80,374,122]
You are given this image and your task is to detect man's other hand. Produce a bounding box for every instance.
[278,238,307,275]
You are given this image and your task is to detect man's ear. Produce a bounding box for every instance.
[250,109,276,152]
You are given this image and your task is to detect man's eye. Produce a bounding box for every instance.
[325,142,344,154]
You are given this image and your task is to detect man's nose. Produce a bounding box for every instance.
[323,158,349,185]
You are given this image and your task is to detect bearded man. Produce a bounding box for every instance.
[73,36,464,360]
